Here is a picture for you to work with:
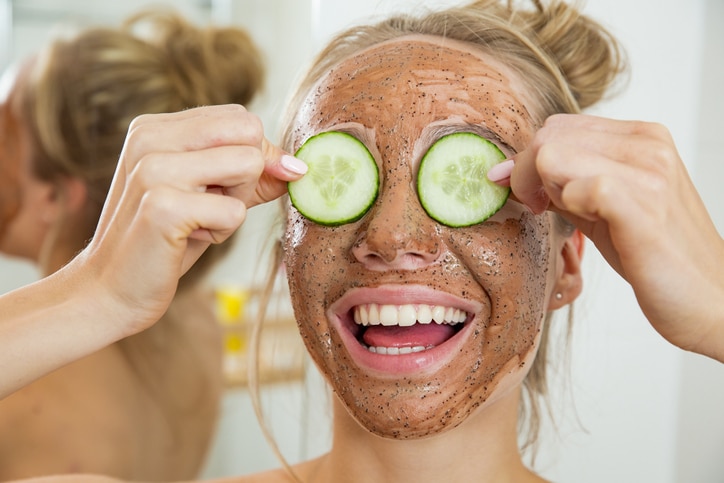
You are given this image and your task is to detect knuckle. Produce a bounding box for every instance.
[588,176,616,203]
[242,112,264,143]
[131,152,165,188]
[535,142,559,172]
[529,129,548,154]
[138,186,175,222]
[633,120,671,140]
[125,121,157,155]
[228,103,248,113]
[533,116,566,148]
[642,138,680,176]
[128,112,158,133]
[234,146,265,177]
[640,169,669,199]
[542,113,568,129]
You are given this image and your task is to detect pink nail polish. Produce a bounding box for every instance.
[281,154,308,175]
[487,159,514,183]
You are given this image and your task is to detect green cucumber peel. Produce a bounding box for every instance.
[288,131,379,227]
[417,132,510,227]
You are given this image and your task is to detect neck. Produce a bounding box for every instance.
[305,388,543,483]
[39,242,77,276]
[38,220,92,276]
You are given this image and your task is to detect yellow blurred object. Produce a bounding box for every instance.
[212,284,305,388]
[215,285,250,326]
[224,333,245,353]
[214,285,250,379]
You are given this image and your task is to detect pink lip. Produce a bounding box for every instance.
[327,284,486,375]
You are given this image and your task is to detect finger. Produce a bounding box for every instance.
[262,137,308,179]
[541,115,677,168]
[134,187,247,272]
[99,105,263,237]
[558,173,658,275]
[126,104,252,134]
[201,138,309,208]
[535,142,642,213]
[244,138,308,207]
[506,149,550,214]
[123,105,264,165]
[544,113,664,137]
[500,114,673,214]
[131,146,266,195]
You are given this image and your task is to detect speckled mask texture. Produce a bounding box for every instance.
[283,37,556,439]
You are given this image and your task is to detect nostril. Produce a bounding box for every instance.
[352,238,442,271]
[351,194,443,270]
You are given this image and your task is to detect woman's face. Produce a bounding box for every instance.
[284,36,563,439]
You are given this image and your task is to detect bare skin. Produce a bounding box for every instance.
[498,114,724,360]
[277,35,580,483]
[3,31,723,483]
[1,104,305,483]
[0,70,224,479]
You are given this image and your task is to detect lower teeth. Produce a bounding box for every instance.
[367,345,429,355]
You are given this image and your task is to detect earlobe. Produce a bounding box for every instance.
[41,177,88,224]
[549,229,585,310]
[61,177,88,215]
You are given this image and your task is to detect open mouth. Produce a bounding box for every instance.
[351,303,468,355]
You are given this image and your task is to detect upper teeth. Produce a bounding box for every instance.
[353,304,466,327]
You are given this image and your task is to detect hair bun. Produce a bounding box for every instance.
[521,1,628,109]
[124,10,265,109]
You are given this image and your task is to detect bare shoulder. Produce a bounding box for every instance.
[209,457,326,483]
[209,470,298,483]
[7,476,121,483]
[0,345,142,479]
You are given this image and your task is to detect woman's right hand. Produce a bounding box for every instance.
[1,104,305,399]
[78,104,306,336]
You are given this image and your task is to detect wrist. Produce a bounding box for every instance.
[687,239,724,363]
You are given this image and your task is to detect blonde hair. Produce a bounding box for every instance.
[20,9,265,286]
[274,0,627,461]
[0,95,22,240]
[11,12,266,474]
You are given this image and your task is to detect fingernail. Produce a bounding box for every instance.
[487,159,514,183]
[281,154,308,175]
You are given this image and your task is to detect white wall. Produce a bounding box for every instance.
[675,1,724,481]
[2,1,722,482]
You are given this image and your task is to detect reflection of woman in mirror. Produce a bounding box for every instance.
[0,11,265,480]
[2,1,723,482]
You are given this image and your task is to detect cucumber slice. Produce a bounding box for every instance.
[417,133,509,227]
[288,131,379,226]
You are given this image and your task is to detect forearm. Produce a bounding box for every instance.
[690,254,724,363]
[0,264,127,399]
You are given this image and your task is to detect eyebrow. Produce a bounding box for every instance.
[317,121,515,159]
[422,123,516,155]
[320,123,374,150]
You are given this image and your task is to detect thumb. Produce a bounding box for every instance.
[262,137,308,180]
[250,138,308,207]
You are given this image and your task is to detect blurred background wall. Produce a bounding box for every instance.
[0,1,722,482]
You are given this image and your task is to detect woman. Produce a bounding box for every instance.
[0,10,266,481]
[2,1,722,482]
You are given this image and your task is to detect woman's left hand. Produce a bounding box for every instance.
[493,113,724,361]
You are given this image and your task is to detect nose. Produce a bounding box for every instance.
[351,183,442,271]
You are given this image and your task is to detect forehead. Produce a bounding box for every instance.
[294,36,535,153]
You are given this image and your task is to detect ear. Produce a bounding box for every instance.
[59,176,88,215]
[548,228,584,310]
[43,176,88,223]
[56,177,88,215]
